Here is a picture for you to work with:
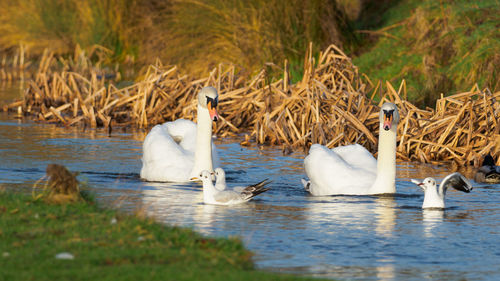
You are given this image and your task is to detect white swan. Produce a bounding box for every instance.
[197,170,270,205]
[411,172,472,209]
[303,102,400,195]
[140,86,221,182]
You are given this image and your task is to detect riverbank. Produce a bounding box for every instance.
[3,46,499,167]
[0,190,321,281]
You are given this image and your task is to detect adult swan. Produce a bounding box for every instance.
[303,102,400,195]
[140,86,221,182]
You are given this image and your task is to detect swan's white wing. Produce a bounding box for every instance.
[441,172,472,194]
[166,119,221,169]
[165,119,197,152]
[140,121,196,182]
[332,144,377,173]
[304,144,376,195]
[141,119,221,182]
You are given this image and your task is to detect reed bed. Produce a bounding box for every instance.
[0,45,31,82]
[4,45,499,166]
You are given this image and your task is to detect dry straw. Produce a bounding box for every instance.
[4,44,500,167]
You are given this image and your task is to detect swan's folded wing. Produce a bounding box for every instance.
[140,122,194,182]
[304,144,376,195]
[166,119,221,169]
[332,144,377,173]
[165,119,197,152]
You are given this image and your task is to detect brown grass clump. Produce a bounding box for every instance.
[32,164,82,204]
[5,44,500,167]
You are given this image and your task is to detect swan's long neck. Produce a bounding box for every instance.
[369,127,397,194]
[190,105,213,178]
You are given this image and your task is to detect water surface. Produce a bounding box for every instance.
[0,106,498,280]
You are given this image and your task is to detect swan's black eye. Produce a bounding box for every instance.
[383,109,394,118]
[206,96,218,107]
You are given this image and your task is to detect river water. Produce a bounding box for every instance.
[1,83,499,280]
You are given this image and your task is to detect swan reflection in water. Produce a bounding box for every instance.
[303,195,397,280]
[140,181,307,239]
[142,183,400,280]
[141,182,211,230]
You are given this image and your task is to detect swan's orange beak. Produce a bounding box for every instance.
[208,100,219,122]
[383,113,393,131]
[190,177,199,181]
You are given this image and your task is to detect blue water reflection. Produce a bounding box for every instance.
[0,113,499,281]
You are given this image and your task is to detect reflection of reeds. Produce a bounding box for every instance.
[5,45,500,167]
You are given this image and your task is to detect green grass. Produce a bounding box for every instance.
[352,0,500,106]
[0,191,321,281]
[1,0,496,104]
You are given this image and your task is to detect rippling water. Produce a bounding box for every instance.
[1,94,499,280]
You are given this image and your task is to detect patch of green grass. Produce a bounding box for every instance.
[353,0,500,106]
[0,191,321,281]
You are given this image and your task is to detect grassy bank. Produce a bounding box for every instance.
[0,191,319,280]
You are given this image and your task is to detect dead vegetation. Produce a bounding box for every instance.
[32,164,82,204]
[3,45,499,167]
[0,44,31,82]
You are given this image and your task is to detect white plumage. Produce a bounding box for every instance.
[198,170,270,205]
[303,102,400,195]
[411,172,472,209]
[140,87,221,182]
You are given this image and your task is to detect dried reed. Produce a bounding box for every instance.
[4,45,499,167]
[0,44,31,82]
